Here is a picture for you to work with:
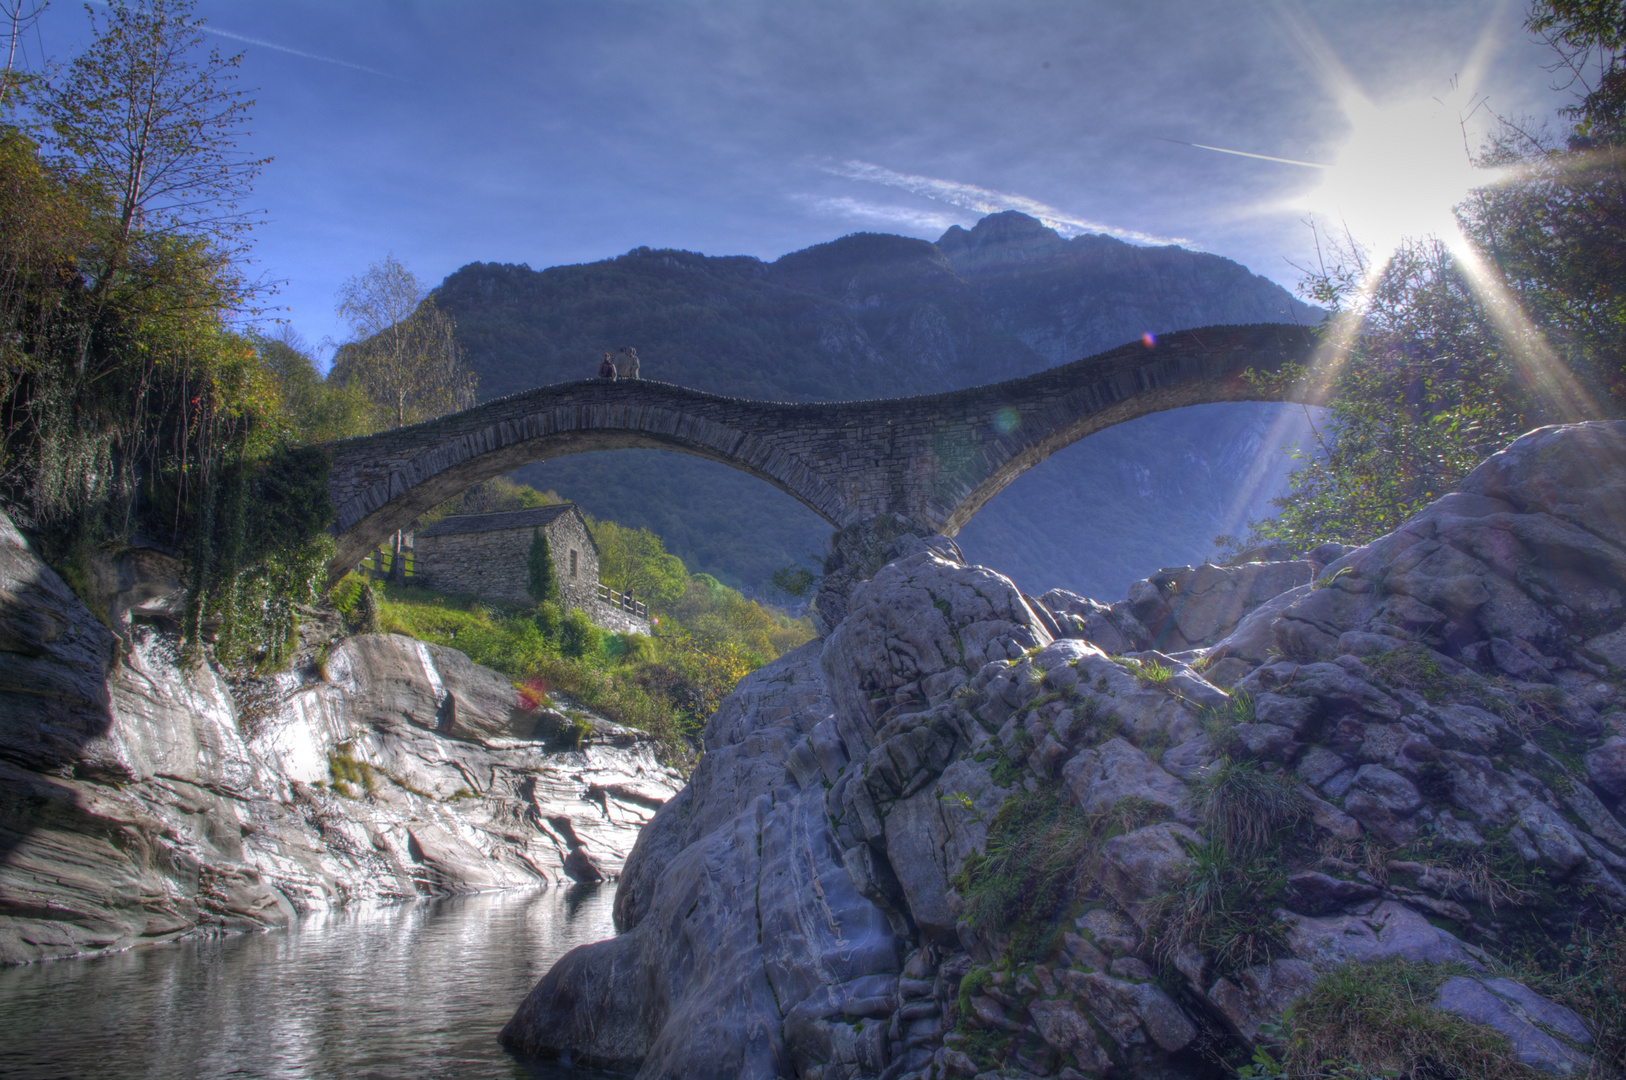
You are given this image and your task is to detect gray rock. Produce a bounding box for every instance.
[1342,765,1423,845]
[1100,822,1202,928]
[1281,900,1477,969]
[1508,802,1589,874]
[1061,737,1187,818]
[1254,692,1318,734]
[1582,627,1626,670]
[1026,999,1111,1070]
[1588,736,1626,801]
[1282,871,1382,915]
[1206,958,1318,1044]
[1562,780,1626,852]
[1460,420,1626,554]
[1435,976,1592,1075]
[1236,662,1402,722]
[1038,589,1148,654]
[1204,583,1314,666]
[1057,969,1198,1052]
[1127,561,1313,650]
[1491,638,1555,683]
[1076,908,1141,957]
[505,645,903,1077]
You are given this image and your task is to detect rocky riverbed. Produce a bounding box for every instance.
[0,515,682,966]
[503,422,1626,1079]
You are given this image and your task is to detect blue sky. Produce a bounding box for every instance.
[30,1,1563,361]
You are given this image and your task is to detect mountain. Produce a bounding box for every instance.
[431,212,1321,599]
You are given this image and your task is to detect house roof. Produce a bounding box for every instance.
[417,503,583,539]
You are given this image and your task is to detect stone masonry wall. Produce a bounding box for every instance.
[415,514,600,613]
[323,324,1316,577]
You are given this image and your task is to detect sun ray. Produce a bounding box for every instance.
[1441,225,1600,421]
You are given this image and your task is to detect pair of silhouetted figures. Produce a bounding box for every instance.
[596,346,641,380]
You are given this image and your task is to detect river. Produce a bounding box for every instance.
[0,886,616,1080]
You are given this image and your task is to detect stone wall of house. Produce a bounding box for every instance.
[415,513,600,611]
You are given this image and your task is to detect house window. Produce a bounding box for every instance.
[570,549,578,578]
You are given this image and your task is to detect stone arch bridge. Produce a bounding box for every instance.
[324,323,1317,580]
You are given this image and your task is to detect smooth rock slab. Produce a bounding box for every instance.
[1435,976,1592,1075]
[1280,900,1477,969]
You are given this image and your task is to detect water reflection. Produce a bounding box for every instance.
[0,886,616,1080]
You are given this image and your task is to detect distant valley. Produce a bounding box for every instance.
[432,211,1322,601]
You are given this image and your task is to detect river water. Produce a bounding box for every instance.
[0,886,618,1080]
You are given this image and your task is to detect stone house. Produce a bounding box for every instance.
[412,504,650,634]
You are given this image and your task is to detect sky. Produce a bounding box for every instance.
[26,0,1567,363]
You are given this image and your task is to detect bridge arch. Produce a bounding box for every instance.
[323,323,1317,581]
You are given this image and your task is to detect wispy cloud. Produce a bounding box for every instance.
[824,160,1188,247]
[794,194,968,234]
[203,26,392,78]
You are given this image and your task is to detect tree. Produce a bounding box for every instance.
[249,325,371,444]
[770,564,816,598]
[331,254,476,430]
[34,0,265,288]
[332,254,477,582]
[527,527,559,605]
[591,519,687,608]
[1232,232,1529,553]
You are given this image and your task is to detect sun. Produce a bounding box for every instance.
[1297,88,1495,260]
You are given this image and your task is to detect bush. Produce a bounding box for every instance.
[559,607,602,659]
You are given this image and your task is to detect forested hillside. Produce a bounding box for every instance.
[433,212,1321,599]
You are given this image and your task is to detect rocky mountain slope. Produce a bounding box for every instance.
[433,212,1320,598]
[502,421,1626,1079]
[0,520,682,965]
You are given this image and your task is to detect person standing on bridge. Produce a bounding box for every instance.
[597,352,618,380]
[617,346,641,379]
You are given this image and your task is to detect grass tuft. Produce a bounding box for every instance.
[1188,757,1306,853]
[1250,959,1542,1080]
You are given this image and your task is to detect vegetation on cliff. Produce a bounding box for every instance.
[1229,0,1626,557]
[352,505,813,758]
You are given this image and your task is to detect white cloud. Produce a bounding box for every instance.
[823,160,1189,247]
[793,194,969,234]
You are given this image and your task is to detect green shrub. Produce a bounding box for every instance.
[559,607,603,659]
[533,600,563,643]
[955,786,1167,963]
[330,571,370,615]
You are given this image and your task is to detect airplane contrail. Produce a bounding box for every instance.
[1159,137,1329,169]
[203,26,392,78]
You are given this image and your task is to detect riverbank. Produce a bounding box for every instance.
[0,514,683,965]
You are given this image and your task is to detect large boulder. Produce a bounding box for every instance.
[509,425,1626,1080]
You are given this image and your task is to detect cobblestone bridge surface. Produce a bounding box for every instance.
[324,323,1316,577]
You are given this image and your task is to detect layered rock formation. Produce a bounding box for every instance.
[504,422,1626,1079]
[0,517,681,965]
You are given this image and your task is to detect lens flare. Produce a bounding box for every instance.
[1141,332,1156,348]
[994,407,1021,434]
